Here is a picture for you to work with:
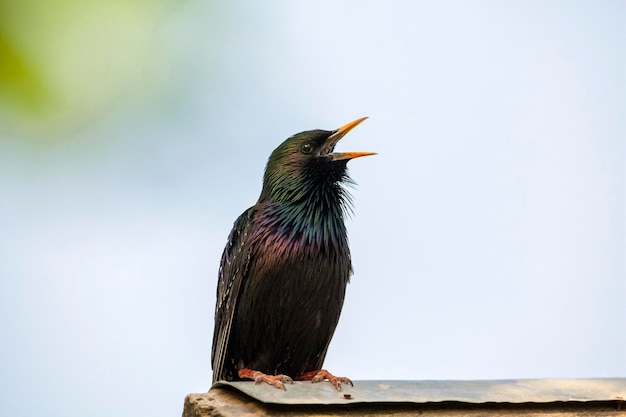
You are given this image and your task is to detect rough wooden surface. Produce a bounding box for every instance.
[182,386,625,417]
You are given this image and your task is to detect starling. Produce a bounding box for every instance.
[211,117,374,390]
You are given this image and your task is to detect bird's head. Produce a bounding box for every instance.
[259,117,375,204]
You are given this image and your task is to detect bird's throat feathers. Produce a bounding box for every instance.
[256,168,354,253]
[257,183,352,251]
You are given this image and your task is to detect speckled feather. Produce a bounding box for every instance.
[211,128,364,383]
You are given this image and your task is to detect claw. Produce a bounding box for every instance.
[296,369,353,390]
[238,368,293,390]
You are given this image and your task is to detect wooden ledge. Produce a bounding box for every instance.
[183,379,626,417]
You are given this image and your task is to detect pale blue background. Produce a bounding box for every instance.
[1,1,624,416]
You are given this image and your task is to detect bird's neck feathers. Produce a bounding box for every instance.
[257,159,354,250]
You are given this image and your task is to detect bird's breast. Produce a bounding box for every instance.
[249,207,352,283]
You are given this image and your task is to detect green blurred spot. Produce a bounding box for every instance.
[0,31,50,114]
[0,0,183,142]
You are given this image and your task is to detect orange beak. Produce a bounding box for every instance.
[327,117,377,161]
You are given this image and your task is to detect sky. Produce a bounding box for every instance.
[0,1,624,416]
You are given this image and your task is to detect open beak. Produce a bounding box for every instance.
[326,117,377,161]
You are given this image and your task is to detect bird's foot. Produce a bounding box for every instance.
[296,369,353,390]
[238,368,294,390]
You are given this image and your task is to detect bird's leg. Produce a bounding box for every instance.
[296,369,353,390]
[238,368,294,390]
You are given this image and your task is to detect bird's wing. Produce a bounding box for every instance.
[211,206,256,382]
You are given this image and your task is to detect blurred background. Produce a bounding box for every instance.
[1,1,624,416]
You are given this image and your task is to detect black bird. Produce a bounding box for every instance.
[212,117,374,389]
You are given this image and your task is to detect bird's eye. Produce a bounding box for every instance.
[300,142,314,154]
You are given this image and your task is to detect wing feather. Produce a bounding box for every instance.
[211,206,256,382]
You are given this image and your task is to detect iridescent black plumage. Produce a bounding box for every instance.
[211,118,373,386]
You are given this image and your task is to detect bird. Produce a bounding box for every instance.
[211,117,374,390]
